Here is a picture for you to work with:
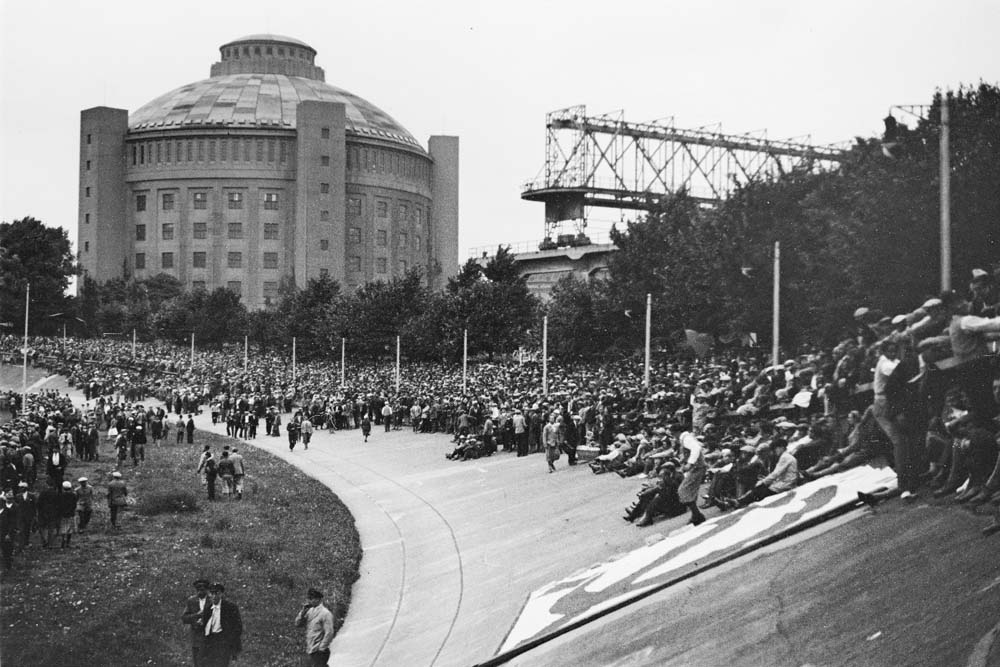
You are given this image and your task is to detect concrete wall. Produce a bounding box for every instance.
[79,107,128,283]
[429,136,459,289]
[294,101,347,287]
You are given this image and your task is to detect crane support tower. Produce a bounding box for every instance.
[522,106,847,249]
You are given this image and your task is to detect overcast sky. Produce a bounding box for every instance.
[1,0,997,264]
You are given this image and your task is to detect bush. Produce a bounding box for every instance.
[137,490,199,515]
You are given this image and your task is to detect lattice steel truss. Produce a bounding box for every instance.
[522,105,848,244]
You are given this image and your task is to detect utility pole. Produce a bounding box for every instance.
[21,282,29,399]
[643,293,651,389]
[462,328,468,394]
[940,92,951,292]
[772,241,780,369]
[542,315,548,396]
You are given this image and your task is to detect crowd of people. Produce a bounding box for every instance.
[2,266,1000,568]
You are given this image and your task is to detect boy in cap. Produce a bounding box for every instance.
[295,587,336,665]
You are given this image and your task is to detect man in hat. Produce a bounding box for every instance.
[76,477,94,532]
[107,471,128,530]
[0,490,15,571]
[295,587,336,665]
[58,480,77,548]
[738,438,798,506]
[200,583,242,666]
[13,481,36,553]
[181,578,211,666]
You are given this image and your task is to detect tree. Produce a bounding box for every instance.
[0,217,76,334]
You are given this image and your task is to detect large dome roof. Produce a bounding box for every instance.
[128,73,422,150]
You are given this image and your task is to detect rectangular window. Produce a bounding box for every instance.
[192,251,206,268]
[321,127,330,139]
[197,140,205,162]
[139,145,144,165]
[377,201,388,218]
[320,240,329,251]
[263,252,278,269]
[349,227,361,244]
[132,145,137,166]
[279,140,289,164]
[319,210,330,221]
[244,140,251,162]
[415,208,422,226]
[193,192,208,209]
[208,140,216,162]
[220,140,227,162]
[267,139,275,162]
[376,230,387,247]
[228,192,243,209]
[86,160,91,171]
[162,193,175,210]
[399,232,408,249]
[193,222,207,239]
[263,193,279,210]
[161,223,174,240]
[320,268,329,278]
[156,143,162,163]
[227,281,242,295]
[166,142,172,162]
[256,140,264,162]
[399,260,407,273]
[349,256,361,272]
[321,155,330,166]
[85,187,91,197]
[192,280,206,291]
[161,252,174,269]
[87,134,92,145]
[263,281,278,302]
[320,182,330,194]
[227,223,243,239]
[135,225,146,241]
[263,223,280,240]
[186,140,193,162]
[84,241,90,252]
[85,213,90,224]
[376,258,387,273]
[227,252,242,268]
[135,253,145,269]
[136,194,147,211]
[415,236,421,251]
[347,197,362,216]
[399,204,408,220]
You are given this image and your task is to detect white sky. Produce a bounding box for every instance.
[1,0,998,264]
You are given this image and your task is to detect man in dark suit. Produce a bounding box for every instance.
[200,582,242,666]
[0,491,17,571]
[181,578,211,666]
[186,415,196,445]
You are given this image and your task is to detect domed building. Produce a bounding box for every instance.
[78,34,459,307]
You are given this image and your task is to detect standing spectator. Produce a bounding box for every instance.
[513,410,527,457]
[182,578,211,667]
[0,491,15,571]
[186,415,196,445]
[229,447,246,501]
[36,481,61,547]
[58,480,77,548]
[301,416,313,450]
[294,587,336,666]
[85,423,99,461]
[201,452,218,501]
[115,431,129,469]
[676,430,708,526]
[543,414,561,473]
[176,414,185,444]
[361,415,371,443]
[107,471,128,530]
[287,418,300,452]
[200,583,242,666]
[76,477,94,532]
[13,481,36,553]
[381,401,393,432]
[45,445,66,487]
[217,452,236,499]
[21,446,36,485]
[131,424,147,467]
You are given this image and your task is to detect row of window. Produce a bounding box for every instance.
[348,257,408,274]
[137,222,281,241]
[346,146,429,182]
[136,192,279,212]
[135,251,280,270]
[348,197,424,225]
[223,45,313,61]
[130,138,293,167]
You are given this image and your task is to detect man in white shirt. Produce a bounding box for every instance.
[295,587,336,665]
[738,438,798,506]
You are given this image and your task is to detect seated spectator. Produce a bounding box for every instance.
[738,438,798,506]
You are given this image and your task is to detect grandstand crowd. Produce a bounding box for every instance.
[2,265,1000,569]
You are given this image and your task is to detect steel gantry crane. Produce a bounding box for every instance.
[522,106,848,249]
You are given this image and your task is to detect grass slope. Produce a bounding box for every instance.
[0,429,362,666]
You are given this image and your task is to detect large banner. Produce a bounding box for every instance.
[499,464,898,653]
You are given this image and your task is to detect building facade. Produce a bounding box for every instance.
[78,34,459,308]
